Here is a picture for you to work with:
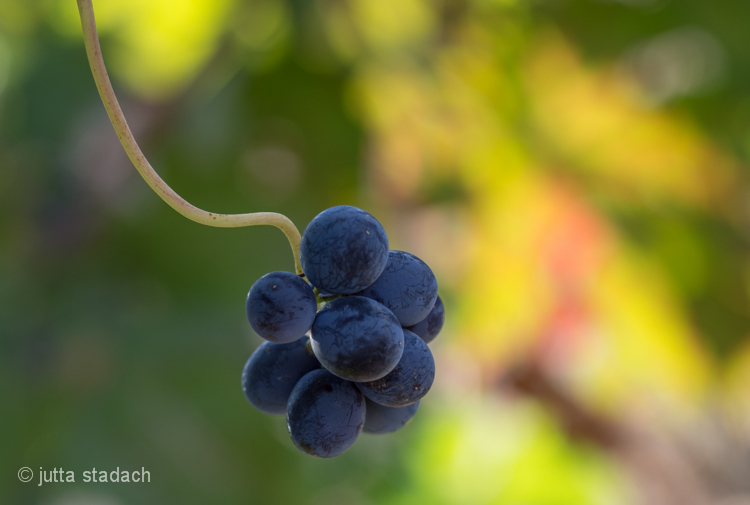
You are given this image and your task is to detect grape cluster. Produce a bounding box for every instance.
[241,206,445,458]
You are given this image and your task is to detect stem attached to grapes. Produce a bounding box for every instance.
[75,0,303,275]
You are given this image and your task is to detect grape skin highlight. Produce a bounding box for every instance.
[246,271,318,343]
[286,369,366,458]
[357,251,438,326]
[300,206,389,295]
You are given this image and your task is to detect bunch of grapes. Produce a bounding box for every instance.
[241,206,445,458]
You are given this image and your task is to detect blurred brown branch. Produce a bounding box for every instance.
[505,361,749,505]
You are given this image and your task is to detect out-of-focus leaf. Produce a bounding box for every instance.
[49,0,239,99]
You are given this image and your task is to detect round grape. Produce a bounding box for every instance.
[311,296,404,382]
[407,295,445,344]
[356,329,434,407]
[363,398,420,435]
[300,206,389,295]
[357,251,438,326]
[286,369,366,458]
[246,271,317,343]
[241,336,321,415]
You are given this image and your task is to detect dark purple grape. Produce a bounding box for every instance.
[300,206,389,295]
[357,251,438,326]
[311,296,404,382]
[407,296,444,344]
[241,337,320,415]
[363,398,420,434]
[355,329,434,407]
[286,369,366,458]
[246,271,317,343]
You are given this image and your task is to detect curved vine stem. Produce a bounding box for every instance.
[76,0,303,275]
